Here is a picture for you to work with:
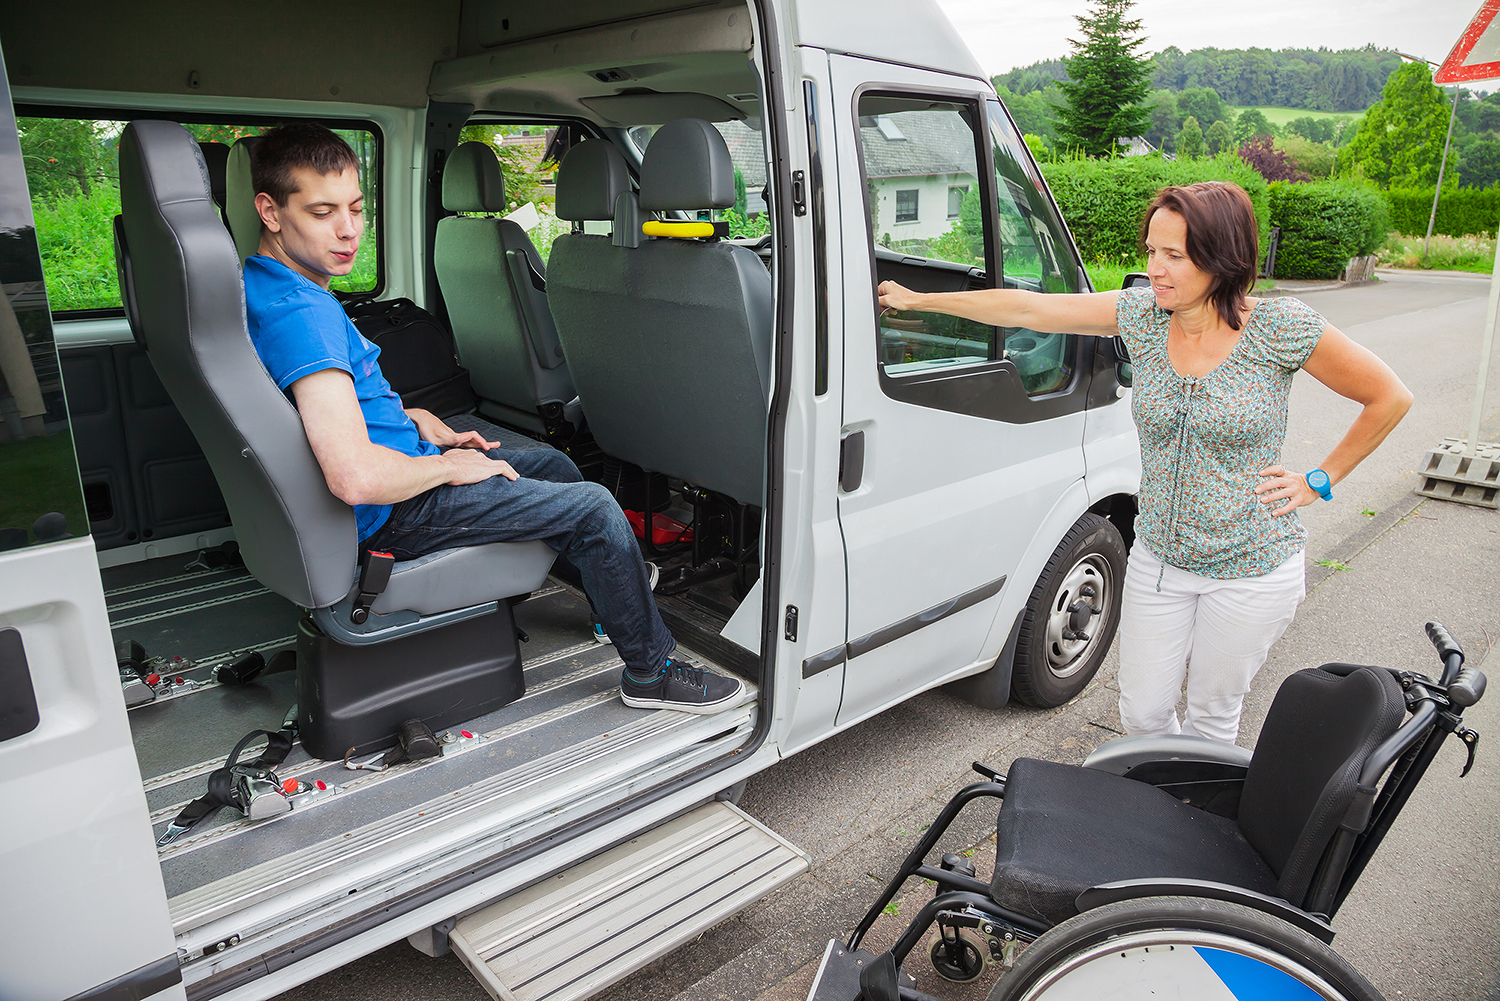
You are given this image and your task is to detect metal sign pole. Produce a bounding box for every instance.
[1465,231,1500,459]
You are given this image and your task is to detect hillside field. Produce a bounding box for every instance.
[1229,106,1363,127]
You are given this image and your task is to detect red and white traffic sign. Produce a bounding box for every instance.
[1437,0,1500,84]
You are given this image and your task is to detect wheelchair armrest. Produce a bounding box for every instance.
[1076,879,1336,944]
[1083,733,1252,775]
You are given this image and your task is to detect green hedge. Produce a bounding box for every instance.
[1038,153,1269,263]
[1269,180,1389,280]
[1386,186,1500,237]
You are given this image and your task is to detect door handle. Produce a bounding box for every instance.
[0,628,40,742]
[840,430,865,492]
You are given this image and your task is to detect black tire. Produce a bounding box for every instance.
[988,897,1384,1001]
[1011,512,1126,708]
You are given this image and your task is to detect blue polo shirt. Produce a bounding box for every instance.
[242,255,440,541]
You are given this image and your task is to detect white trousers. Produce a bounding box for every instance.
[1117,538,1306,744]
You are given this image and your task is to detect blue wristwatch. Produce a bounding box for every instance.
[1306,468,1333,501]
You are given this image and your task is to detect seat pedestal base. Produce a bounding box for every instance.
[296,605,525,760]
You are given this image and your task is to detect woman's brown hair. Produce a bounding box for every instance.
[1141,182,1259,330]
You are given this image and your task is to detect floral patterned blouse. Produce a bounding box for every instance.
[1116,287,1326,580]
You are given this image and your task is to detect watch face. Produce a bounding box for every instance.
[1309,470,1330,491]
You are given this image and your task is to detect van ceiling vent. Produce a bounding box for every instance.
[590,67,633,83]
[729,93,759,103]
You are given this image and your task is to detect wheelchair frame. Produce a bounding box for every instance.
[811,622,1486,1001]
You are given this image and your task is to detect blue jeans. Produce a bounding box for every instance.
[364,446,675,675]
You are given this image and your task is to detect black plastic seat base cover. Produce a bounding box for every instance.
[296,605,525,760]
[990,757,1280,927]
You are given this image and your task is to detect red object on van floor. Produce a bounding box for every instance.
[624,510,693,545]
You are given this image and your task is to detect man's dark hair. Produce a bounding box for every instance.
[1141,181,1259,331]
[250,124,359,212]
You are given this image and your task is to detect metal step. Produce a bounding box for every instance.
[450,802,809,1001]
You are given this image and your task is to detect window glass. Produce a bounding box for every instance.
[17,116,380,313]
[858,96,991,376]
[987,101,1082,396]
[0,106,88,548]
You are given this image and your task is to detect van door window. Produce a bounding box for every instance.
[855,94,992,377]
[986,100,1084,396]
[17,115,382,314]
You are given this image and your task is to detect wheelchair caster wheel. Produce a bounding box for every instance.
[930,931,986,982]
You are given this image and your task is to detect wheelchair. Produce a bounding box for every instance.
[807,622,1486,1001]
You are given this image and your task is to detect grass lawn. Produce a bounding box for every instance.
[1378,232,1494,274]
[1230,106,1362,128]
[0,430,89,544]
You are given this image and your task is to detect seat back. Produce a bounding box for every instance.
[117,120,357,608]
[224,135,263,261]
[435,142,573,433]
[547,120,772,505]
[1238,665,1405,907]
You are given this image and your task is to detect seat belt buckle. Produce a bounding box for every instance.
[232,766,292,821]
[351,550,395,624]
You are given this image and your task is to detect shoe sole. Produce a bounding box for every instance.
[620,681,747,714]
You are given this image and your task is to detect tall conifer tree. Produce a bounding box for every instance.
[1055,0,1152,157]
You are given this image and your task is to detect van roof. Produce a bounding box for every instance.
[2,0,989,117]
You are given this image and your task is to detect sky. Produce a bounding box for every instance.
[933,0,1488,77]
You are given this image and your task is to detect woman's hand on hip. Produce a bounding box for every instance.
[1254,465,1318,515]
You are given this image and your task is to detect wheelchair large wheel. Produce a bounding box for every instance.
[1011,513,1125,708]
[987,897,1384,1001]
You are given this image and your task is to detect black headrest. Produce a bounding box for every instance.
[198,142,230,210]
[443,142,506,213]
[638,119,734,212]
[554,140,632,222]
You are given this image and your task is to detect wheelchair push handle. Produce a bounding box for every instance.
[1449,667,1487,709]
[1425,621,1464,678]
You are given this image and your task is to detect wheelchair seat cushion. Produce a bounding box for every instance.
[991,757,1279,926]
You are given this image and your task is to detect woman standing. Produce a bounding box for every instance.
[877,182,1411,743]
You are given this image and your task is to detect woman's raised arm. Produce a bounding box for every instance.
[876,281,1125,337]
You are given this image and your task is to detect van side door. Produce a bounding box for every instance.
[827,55,1094,726]
[0,52,183,1001]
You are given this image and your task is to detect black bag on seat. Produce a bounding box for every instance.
[344,297,475,418]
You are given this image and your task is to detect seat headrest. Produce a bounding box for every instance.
[638,118,734,213]
[225,136,263,261]
[443,142,507,213]
[555,140,632,222]
[198,142,230,211]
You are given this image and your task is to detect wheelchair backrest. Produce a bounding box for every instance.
[1238,665,1405,907]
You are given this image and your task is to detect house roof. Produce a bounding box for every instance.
[859,111,977,180]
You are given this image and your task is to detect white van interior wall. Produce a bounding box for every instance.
[0,0,461,107]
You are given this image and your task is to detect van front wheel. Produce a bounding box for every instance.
[1011,513,1125,708]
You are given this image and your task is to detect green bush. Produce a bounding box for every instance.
[1039,153,1269,263]
[32,187,122,311]
[1385,186,1500,238]
[1269,180,1388,279]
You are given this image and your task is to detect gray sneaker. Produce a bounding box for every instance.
[620,658,746,714]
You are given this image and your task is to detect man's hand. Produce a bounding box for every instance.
[441,449,519,485]
[406,408,499,450]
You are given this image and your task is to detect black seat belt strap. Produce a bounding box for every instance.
[157,724,297,847]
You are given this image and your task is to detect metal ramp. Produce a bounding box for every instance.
[450,801,809,1001]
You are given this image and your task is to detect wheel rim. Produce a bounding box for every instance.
[1017,928,1353,1001]
[1043,554,1113,679]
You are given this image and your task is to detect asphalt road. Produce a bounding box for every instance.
[277,269,1500,1001]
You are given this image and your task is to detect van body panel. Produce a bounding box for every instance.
[786,0,987,84]
[0,538,181,1000]
[825,52,1091,726]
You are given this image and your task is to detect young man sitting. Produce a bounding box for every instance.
[241,123,743,714]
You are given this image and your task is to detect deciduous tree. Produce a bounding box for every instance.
[1176,116,1205,159]
[1055,0,1153,156]
[1205,120,1234,156]
[1340,62,1448,187]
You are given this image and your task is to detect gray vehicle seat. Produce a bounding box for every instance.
[436,141,576,436]
[116,120,555,758]
[547,121,772,506]
[224,135,262,261]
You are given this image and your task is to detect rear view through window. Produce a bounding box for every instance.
[18,116,380,313]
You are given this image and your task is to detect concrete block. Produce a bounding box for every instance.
[1415,438,1500,509]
